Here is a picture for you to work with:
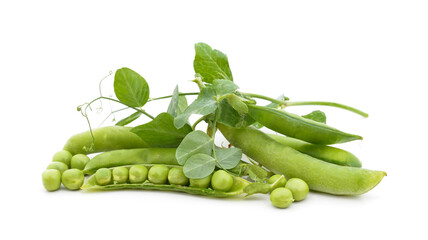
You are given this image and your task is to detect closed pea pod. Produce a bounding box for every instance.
[218,123,386,195]
[63,126,150,155]
[268,134,362,167]
[247,105,362,145]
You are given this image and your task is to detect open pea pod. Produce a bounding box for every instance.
[247,104,362,145]
[81,167,250,198]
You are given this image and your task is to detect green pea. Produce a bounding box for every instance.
[285,178,309,201]
[70,154,90,170]
[52,150,72,167]
[168,167,189,186]
[46,161,69,174]
[42,169,61,191]
[113,167,129,184]
[267,174,287,190]
[148,165,169,184]
[270,187,294,209]
[95,168,112,186]
[61,169,84,190]
[189,174,212,188]
[211,170,233,192]
[129,165,148,184]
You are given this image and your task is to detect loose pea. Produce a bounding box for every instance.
[61,169,84,190]
[129,165,148,183]
[189,174,212,188]
[211,170,233,192]
[95,168,112,186]
[52,150,72,167]
[285,178,309,201]
[168,167,189,186]
[46,161,69,174]
[113,167,129,184]
[267,174,287,190]
[70,154,90,170]
[148,165,169,184]
[42,169,61,191]
[270,187,294,209]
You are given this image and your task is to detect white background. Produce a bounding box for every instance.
[1,0,427,239]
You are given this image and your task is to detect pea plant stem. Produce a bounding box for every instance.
[286,101,369,117]
[148,92,199,101]
[240,92,287,107]
[192,116,206,130]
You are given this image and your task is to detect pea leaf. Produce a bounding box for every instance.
[183,153,216,179]
[212,79,239,96]
[174,87,217,129]
[176,130,213,165]
[115,111,142,126]
[216,99,255,128]
[215,148,242,169]
[193,42,233,83]
[167,85,188,117]
[114,68,150,107]
[131,112,192,147]
[302,110,327,124]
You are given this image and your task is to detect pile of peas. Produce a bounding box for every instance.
[94,165,236,192]
[42,150,89,191]
[267,174,309,208]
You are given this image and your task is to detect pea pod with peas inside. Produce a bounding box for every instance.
[218,123,386,195]
[247,104,362,145]
[81,165,250,198]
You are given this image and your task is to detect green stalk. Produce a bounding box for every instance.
[286,101,369,117]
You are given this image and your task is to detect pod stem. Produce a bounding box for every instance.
[240,92,288,107]
[286,101,369,117]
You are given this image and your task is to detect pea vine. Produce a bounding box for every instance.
[77,42,368,181]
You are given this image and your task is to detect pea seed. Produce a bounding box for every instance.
[46,161,69,174]
[129,165,148,184]
[61,169,84,190]
[285,178,309,201]
[267,174,287,190]
[113,167,129,184]
[168,167,189,186]
[95,168,112,186]
[52,150,73,167]
[42,169,61,191]
[70,154,90,170]
[211,170,233,192]
[270,187,294,209]
[189,174,212,188]
[148,165,169,184]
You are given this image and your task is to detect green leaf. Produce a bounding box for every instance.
[183,153,216,179]
[215,148,242,169]
[302,110,327,124]
[167,85,188,117]
[212,79,239,96]
[174,87,217,129]
[216,99,255,128]
[227,94,248,115]
[176,130,213,165]
[115,111,142,126]
[114,68,150,107]
[131,112,192,147]
[193,42,233,83]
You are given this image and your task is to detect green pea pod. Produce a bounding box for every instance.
[268,134,362,167]
[218,123,386,195]
[247,104,362,145]
[63,126,150,155]
[81,166,250,198]
[83,148,178,175]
